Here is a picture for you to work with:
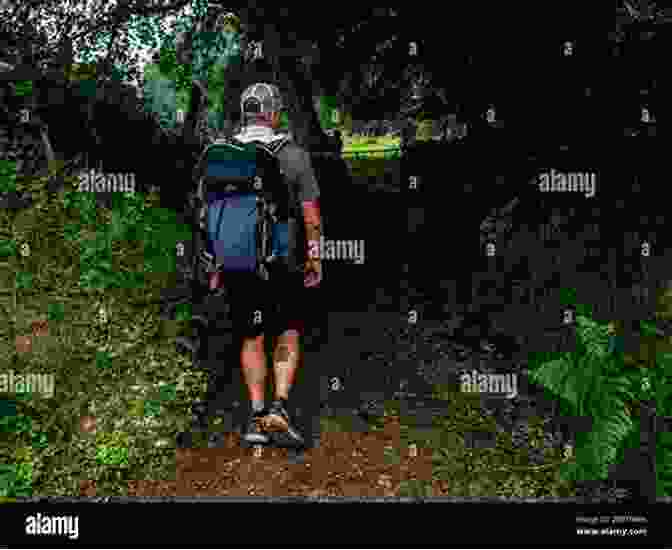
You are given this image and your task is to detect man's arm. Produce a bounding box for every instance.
[280,144,322,283]
[302,200,321,253]
[289,146,321,259]
[302,199,322,286]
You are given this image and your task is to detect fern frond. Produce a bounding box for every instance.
[574,355,604,417]
[528,356,575,405]
[658,458,672,476]
[572,440,606,481]
[575,315,611,359]
[578,410,634,480]
[558,460,579,482]
[588,375,633,419]
[657,445,672,497]
[655,352,672,376]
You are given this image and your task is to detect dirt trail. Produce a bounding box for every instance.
[100,414,440,498]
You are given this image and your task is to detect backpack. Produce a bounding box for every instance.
[191,136,297,285]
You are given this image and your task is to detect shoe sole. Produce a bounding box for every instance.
[241,414,271,444]
[242,433,270,444]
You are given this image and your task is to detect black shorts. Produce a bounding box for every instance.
[226,266,307,337]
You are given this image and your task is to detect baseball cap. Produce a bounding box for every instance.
[241,83,284,115]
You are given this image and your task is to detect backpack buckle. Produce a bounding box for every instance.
[199,249,216,273]
[257,254,278,281]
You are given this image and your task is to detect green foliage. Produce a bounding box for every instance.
[0,406,25,434]
[95,431,130,467]
[0,463,32,498]
[0,160,17,194]
[61,190,182,291]
[158,384,177,403]
[0,239,17,258]
[141,4,242,129]
[191,31,231,82]
[527,288,667,487]
[12,81,33,97]
[317,95,339,130]
[157,44,192,93]
[652,348,672,496]
[173,303,192,322]
[144,399,162,417]
[574,315,611,361]
[95,351,113,371]
[15,271,33,290]
[142,67,179,129]
[279,111,289,130]
[47,302,65,323]
[206,62,227,114]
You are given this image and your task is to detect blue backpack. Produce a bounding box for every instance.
[193,136,295,283]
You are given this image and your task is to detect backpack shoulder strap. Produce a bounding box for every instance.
[254,136,290,157]
[214,137,246,150]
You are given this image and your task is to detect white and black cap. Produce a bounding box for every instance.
[241,82,284,115]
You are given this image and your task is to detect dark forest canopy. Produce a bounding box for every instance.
[0,1,664,196]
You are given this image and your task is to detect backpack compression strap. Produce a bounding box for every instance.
[223,136,290,157]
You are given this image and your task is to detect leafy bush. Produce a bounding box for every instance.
[0,169,199,496]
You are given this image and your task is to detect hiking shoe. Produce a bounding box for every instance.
[242,411,270,445]
[261,399,305,448]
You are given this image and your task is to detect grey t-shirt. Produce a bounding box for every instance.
[233,126,320,205]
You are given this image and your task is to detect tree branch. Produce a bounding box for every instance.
[101,16,124,79]
[40,125,56,165]
[67,0,193,45]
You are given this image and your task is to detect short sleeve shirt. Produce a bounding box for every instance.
[234,125,320,206]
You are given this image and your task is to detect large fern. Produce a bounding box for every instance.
[658,441,672,497]
[574,315,611,361]
[527,314,636,484]
[654,351,672,496]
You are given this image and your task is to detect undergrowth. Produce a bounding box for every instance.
[524,287,671,497]
[1,160,669,499]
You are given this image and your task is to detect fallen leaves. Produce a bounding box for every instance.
[15,335,32,354]
[79,415,97,434]
[31,319,49,337]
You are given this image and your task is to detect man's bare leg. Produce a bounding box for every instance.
[241,334,267,405]
[273,329,300,400]
[262,329,302,437]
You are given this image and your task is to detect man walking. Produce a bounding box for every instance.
[228,83,323,448]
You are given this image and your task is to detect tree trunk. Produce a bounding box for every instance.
[220,58,245,136]
[182,80,206,147]
[248,22,329,152]
[279,59,331,152]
